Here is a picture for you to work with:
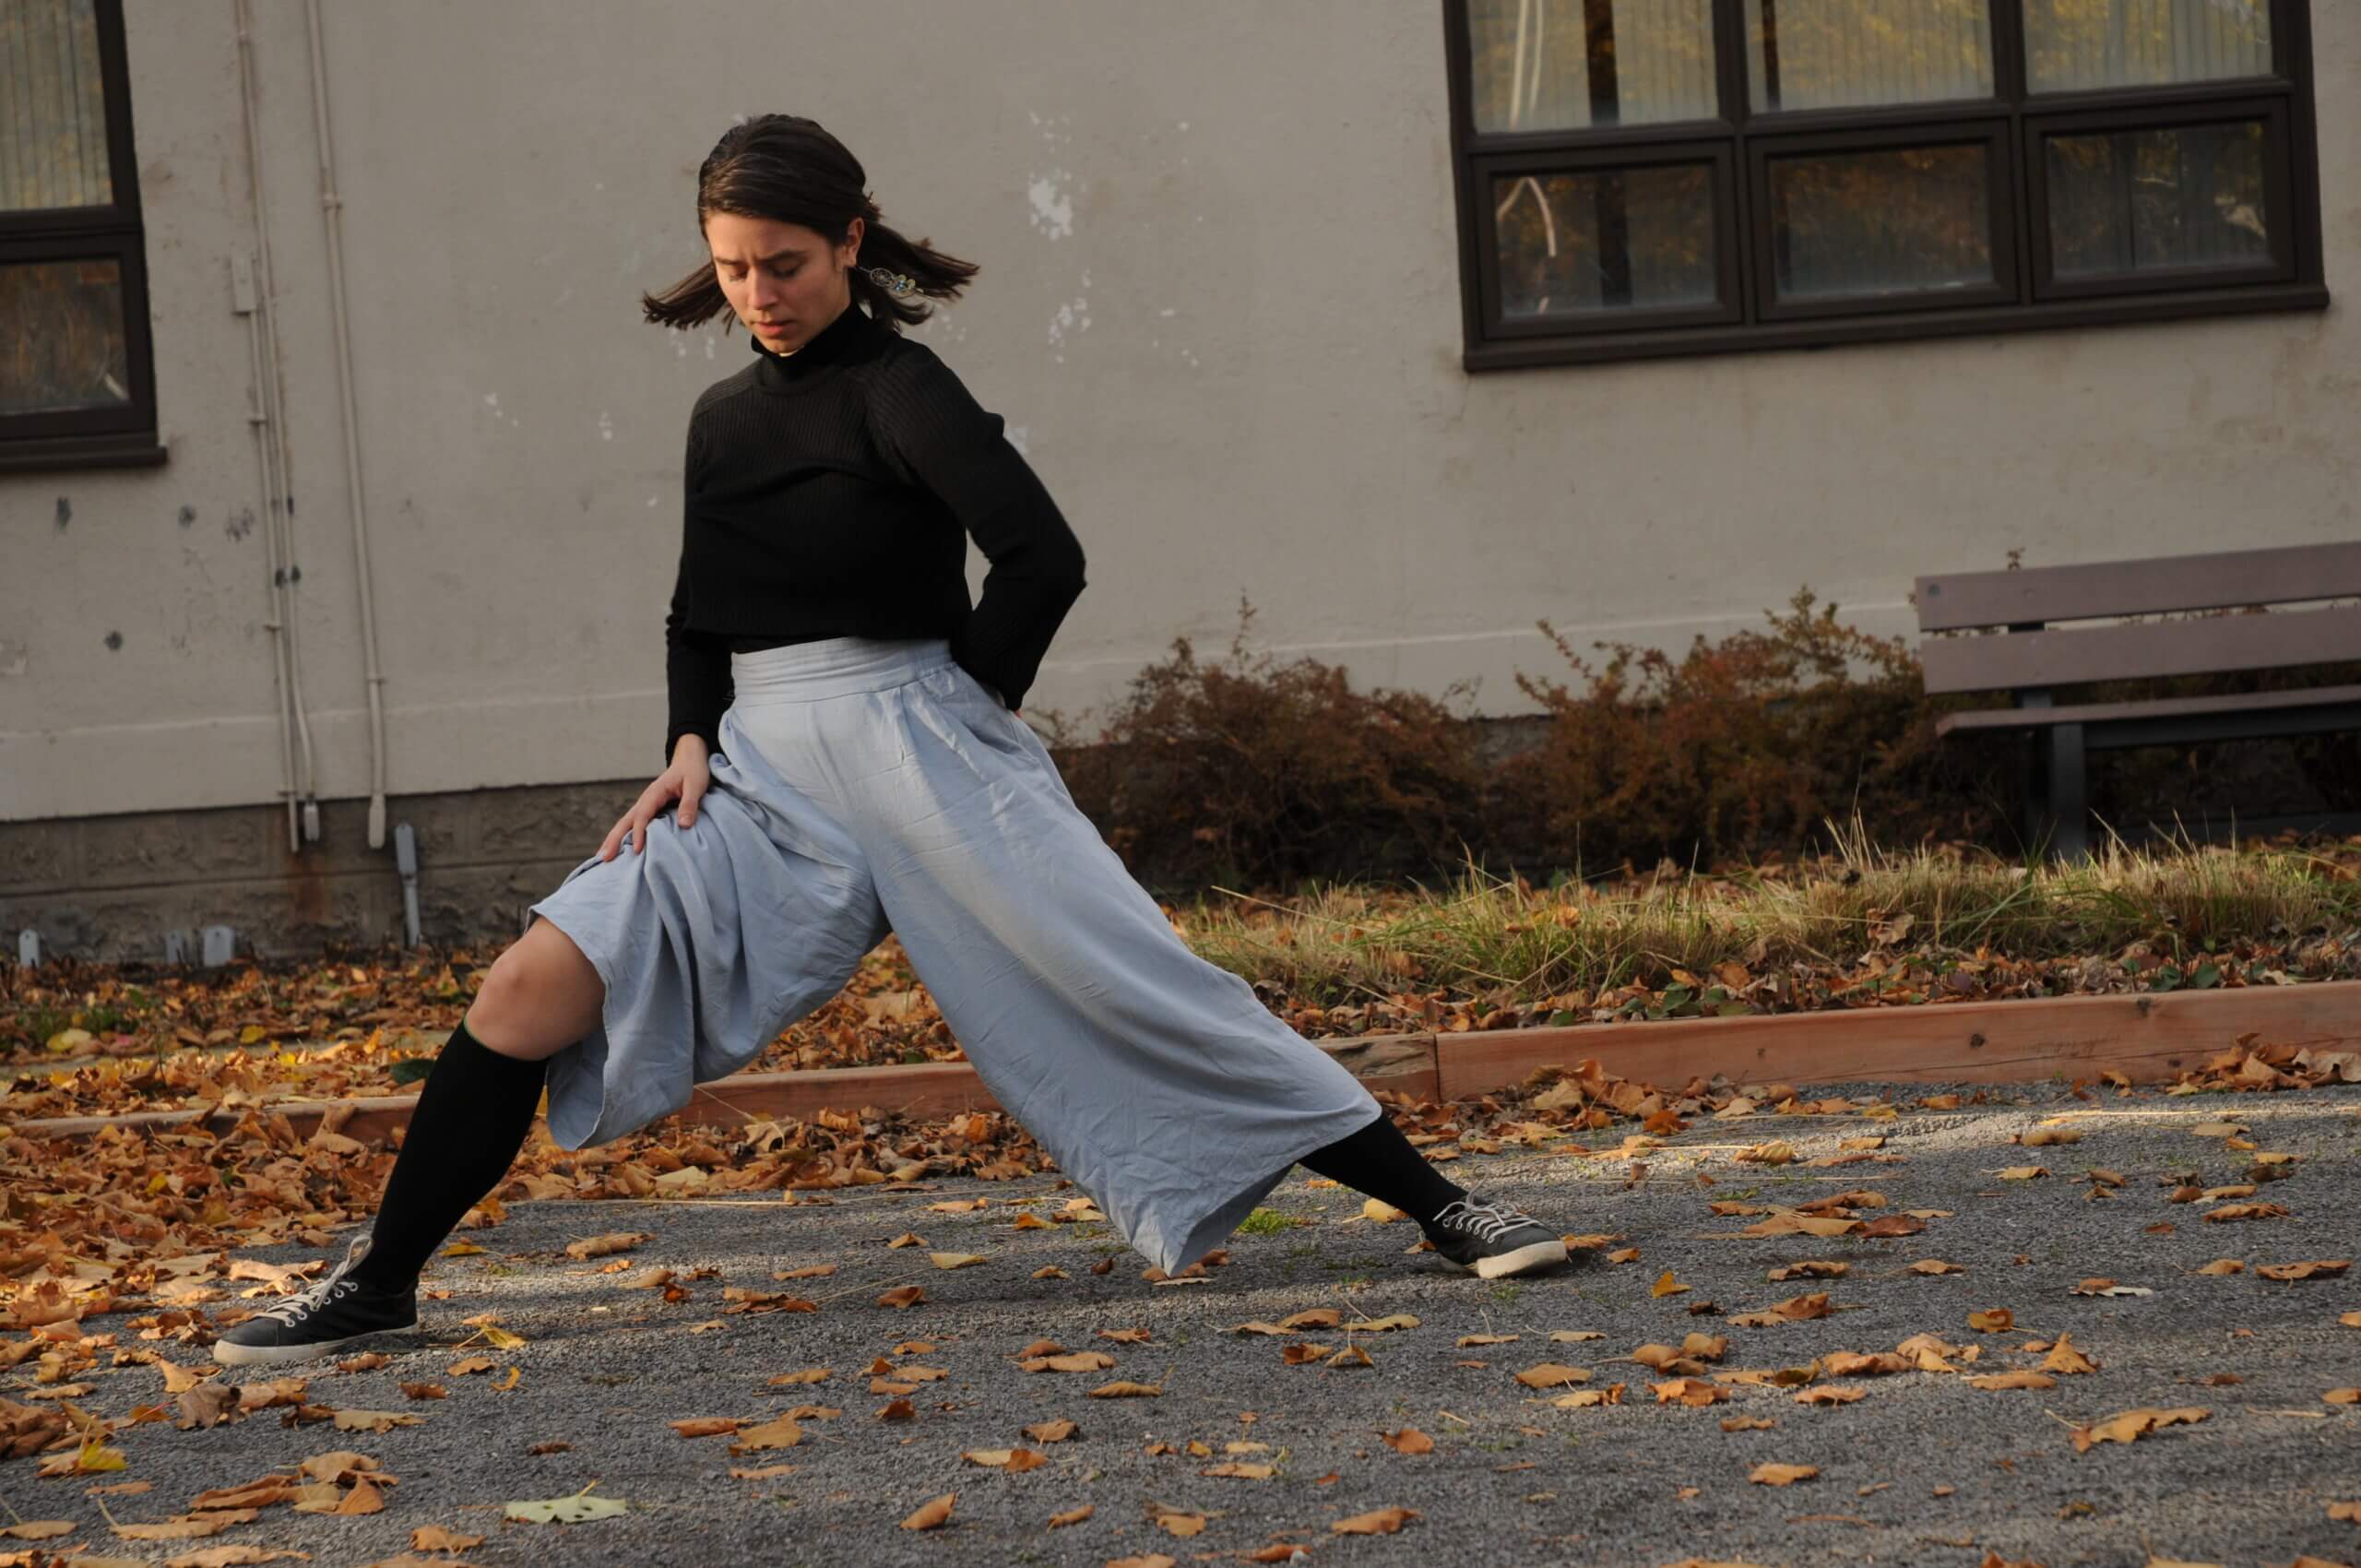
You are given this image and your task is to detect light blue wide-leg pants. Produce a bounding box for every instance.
[526,636,1383,1274]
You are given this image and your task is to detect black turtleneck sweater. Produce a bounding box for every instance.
[662,302,1087,762]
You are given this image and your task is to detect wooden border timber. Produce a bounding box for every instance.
[1431,982,2361,1100]
[9,984,2358,1146]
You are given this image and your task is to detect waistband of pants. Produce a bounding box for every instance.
[727,636,958,703]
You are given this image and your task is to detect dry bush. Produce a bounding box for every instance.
[1033,589,2351,897]
[1493,588,2012,875]
[1034,596,1492,892]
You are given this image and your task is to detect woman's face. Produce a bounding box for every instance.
[704,211,862,354]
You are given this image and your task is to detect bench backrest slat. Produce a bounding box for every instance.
[1920,604,2361,695]
[1915,542,2361,633]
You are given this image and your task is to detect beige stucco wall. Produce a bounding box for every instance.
[2,0,2352,825]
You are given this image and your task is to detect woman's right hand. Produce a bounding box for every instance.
[601,734,711,860]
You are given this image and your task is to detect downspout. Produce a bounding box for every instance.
[302,0,392,848]
[231,0,321,853]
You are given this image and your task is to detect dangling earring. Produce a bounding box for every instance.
[861,264,918,298]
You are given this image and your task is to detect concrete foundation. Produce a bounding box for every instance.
[0,713,1564,963]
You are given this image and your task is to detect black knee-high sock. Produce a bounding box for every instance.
[1298,1110,1466,1225]
[349,1017,547,1291]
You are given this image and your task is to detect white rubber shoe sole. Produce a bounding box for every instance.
[1434,1238,1573,1279]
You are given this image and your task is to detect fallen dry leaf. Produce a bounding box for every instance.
[1750,1462,1818,1486]
[728,1415,804,1454]
[1514,1363,1588,1389]
[332,1408,423,1433]
[767,1368,831,1386]
[2257,1260,2349,1281]
[2070,1406,2210,1453]
[117,1506,265,1540]
[962,1447,1048,1471]
[411,1524,484,1551]
[0,1523,74,1541]
[564,1231,652,1260]
[901,1492,955,1530]
[1331,1506,1420,1535]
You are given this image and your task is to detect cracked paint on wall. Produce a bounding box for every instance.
[1027,172,1074,239]
[1048,295,1090,352]
[1027,112,1077,241]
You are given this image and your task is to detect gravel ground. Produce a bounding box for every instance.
[8,1078,2359,1568]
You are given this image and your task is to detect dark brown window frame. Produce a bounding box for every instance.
[1443,0,2330,371]
[1,0,164,472]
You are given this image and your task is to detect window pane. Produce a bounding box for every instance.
[0,256,129,414]
[1465,0,1718,132]
[1744,0,1994,113]
[1492,164,1719,318]
[0,0,113,211]
[1768,144,1993,301]
[2047,120,2269,278]
[2023,0,2271,92]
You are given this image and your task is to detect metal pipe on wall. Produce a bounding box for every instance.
[231,0,321,852]
[302,0,393,849]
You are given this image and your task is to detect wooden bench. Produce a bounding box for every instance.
[1914,542,2361,860]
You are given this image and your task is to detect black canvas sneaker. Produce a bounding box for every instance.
[1420,1194,1571,1278]
[212,1232,419,1367]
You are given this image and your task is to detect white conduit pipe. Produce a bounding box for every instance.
[232,0,320,852]
[302,0,393,849]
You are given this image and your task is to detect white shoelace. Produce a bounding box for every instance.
[246,1241,367,1324]
[1431,1196,1535,1243]
[250,1276,356,1325]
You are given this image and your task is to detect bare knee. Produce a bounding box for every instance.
[467,919,606,1062]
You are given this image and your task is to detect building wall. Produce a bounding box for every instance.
[1,1,2352,954]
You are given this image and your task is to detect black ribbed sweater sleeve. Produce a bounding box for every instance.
[663,420,731,763]
[866,342,1086,712]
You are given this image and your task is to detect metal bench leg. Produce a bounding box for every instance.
[2018,687,2054,859]
[2048,722,2089,861]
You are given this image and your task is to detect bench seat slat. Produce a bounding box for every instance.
[1920,605,2361,695]
[1915,542,2361,633]
[1936,682,2361,736]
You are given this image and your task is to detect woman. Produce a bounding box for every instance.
[216,114,1567,1368]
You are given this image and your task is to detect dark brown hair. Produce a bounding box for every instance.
[640,113,979,333]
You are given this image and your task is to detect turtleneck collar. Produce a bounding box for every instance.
[749,300,872,388]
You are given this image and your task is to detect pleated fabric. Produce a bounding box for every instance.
[527,636,1382,1273]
